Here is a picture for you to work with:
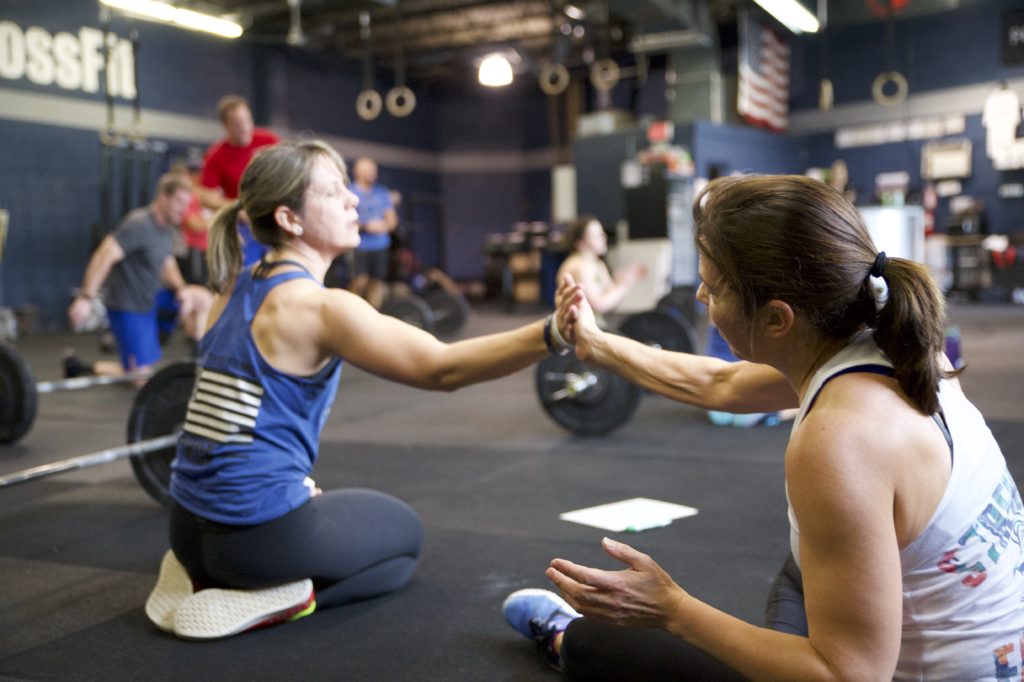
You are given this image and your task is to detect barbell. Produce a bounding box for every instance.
[0,341,153,444]
[381,285,470,337]
[0,360,195,506]
[536,293,701,436]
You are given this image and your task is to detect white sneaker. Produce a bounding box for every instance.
[172,579,316,641]
[144,550,194,633]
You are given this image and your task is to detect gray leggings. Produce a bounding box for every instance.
[169,488,424,609]
[560,554,806,681]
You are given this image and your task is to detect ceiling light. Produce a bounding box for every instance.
[751,0,819,34]
[563,4,586,21]
[478,53,513,87]
[99,0,243,39]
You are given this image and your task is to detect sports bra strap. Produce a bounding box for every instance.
[253,258,312,279]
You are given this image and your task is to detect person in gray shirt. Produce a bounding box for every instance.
[67,172,211,382]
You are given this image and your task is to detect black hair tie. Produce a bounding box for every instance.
[869,251,888,278]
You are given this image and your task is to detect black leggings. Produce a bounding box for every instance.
[169,488,424,609]
[560,553,806,681]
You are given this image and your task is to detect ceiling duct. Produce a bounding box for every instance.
[607,0,715,52]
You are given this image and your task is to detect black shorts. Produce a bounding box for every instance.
[353,248,390,279]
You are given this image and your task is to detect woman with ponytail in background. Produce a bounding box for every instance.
[144,140,574,641]
[504,175,1024,681]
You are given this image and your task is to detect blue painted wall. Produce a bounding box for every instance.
[3,0,1023,328]
[0,0,548,327]
[787,0,1024,235]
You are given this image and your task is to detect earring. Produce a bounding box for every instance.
[295,226,303,236]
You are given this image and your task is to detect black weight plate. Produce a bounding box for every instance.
[619,309,698,354]
[126,361,196,506]
[535,354,642,436]
[0,341,37,444]
[655,286,700,326]
[422,287,469,337]
[381,295,436,333]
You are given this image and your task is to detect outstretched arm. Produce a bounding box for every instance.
[317,287,568,391]
[558,274,797,413]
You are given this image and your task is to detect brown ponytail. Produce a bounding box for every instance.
[206,201,244,294]
[871,257,952,414]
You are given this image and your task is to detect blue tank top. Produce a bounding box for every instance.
[170,261,343,524]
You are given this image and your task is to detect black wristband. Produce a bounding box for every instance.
[544,314,571,356]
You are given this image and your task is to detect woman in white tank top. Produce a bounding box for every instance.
[504,175,1024,681]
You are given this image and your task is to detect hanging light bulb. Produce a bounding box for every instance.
[478,53,513,87]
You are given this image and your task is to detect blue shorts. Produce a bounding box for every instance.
[107,307,163,370]
[154,288,181,338]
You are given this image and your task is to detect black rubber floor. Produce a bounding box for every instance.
[0,303,1021,681]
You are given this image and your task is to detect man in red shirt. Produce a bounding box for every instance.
[198,95,279,264]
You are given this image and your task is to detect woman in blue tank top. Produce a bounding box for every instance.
[503,175,1023,681]
[144,140,577,640]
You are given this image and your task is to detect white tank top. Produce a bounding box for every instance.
[787,332,1024,681]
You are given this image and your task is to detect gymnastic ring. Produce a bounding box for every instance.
[539,63,570,96]
[356,89,382,121]
[385,86,416,117]
[589,59,620,92]
[872,71,908,106]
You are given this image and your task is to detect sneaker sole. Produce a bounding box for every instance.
[502,588,575,614]
[144,550,194,633]
[172,579,314,641]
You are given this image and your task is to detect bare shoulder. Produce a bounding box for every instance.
[557,254,586,281]
[787,374,911,488]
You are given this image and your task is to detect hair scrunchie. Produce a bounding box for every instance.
[868,251,889,312]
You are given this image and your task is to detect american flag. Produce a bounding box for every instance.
[738,13,791,132]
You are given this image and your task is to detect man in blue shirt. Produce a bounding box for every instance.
[349,157,397,309]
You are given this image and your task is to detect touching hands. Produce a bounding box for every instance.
[555,273,600,359]
[545,537,687,631]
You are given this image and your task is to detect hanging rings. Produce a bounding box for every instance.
[589,59,619,92]
[539,63,570,96]
[356,89,383,121]
[385,85,416,117]
[872,70,908,106]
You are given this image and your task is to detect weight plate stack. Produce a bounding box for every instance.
[381,295,436,333]
[422,287,469,337]
[619,309,698,354]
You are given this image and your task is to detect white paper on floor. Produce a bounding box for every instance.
[559,497,699,533]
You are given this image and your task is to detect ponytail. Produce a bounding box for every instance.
[870,257,954,415]
[206,201,244,294]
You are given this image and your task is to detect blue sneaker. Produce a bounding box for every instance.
[503,588,580,658]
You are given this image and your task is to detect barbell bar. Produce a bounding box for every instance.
[0,433,179,488]
[0,360,196,506]
[37,369,153,394]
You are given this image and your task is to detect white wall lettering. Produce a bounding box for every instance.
[0,20,135,99]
